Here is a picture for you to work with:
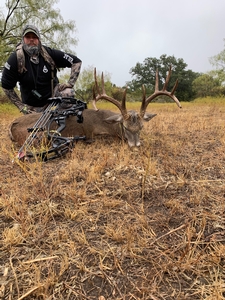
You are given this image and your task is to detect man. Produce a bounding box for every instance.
[1,24,82,114]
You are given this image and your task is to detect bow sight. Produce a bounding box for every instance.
[16,97,87,162]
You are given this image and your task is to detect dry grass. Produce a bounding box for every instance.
[0,99,225,299]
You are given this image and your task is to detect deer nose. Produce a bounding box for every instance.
[127,139,141,148]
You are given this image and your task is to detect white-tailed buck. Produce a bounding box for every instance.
[9,66,181,149]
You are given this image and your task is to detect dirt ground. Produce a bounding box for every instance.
[0,102,225,299]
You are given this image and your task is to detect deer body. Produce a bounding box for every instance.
[9,66,181,150]
[9,108,157,147]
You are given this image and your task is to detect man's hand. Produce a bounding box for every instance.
[57,83,73,92]
[53,83,74,97]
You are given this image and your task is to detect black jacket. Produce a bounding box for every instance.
[1,46,81,107]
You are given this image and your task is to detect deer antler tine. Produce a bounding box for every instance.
[172,94,182,108]
[94,67,100,96]
[155,68,159,92]
[92,87,99,111]
[171,79,178,96]
[122,87,127,111]
[91,68,128,116]
[92,68,100,110]
[162,65,172,91]
[142,85,146,101]
[93,69,97,101]
[140,66,182,116]
[140,85,146,114]
[92,85,96,100]
[101,72,106,95]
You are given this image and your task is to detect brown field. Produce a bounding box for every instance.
[0,99,225,300]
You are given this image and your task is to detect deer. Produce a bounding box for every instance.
[9,66,182,150]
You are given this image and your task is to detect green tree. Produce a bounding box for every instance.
[209,39,225,72]
[0,0,78,67]
[127,54,200,101]
[209,43,225,86]
[60,66,114,104]
[75,66,98,103]
[192,73,220,97]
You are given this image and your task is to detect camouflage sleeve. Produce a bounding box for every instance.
[2,88,24,111]
[68,61,82,87]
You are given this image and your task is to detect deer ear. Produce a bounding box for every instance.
[103,114,123,124]
[143,113,157,122]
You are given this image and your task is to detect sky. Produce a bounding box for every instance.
[56,0,225,87]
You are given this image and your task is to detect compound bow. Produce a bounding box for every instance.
[16,97,87,162]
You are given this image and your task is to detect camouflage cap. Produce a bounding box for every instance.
[22,24,40,39]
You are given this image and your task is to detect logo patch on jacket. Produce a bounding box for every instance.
[43,65,48,73]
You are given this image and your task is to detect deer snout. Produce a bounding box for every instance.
[127,139,141,148]
[124,130,141,148]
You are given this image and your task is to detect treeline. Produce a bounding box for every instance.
[126,53,225,101]
[74,53,225,103]
[1,0,225,102]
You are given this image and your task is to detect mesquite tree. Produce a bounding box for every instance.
[127,54,200,101]
[0,0,78,68]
